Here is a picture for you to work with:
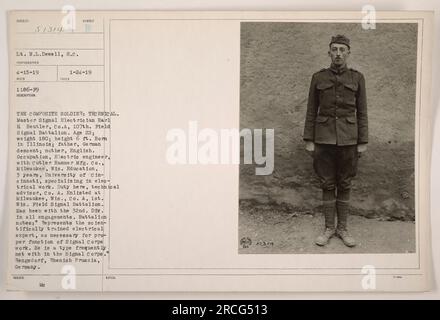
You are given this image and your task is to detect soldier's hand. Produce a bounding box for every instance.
[357,144,367,153]
[305,141,315,153]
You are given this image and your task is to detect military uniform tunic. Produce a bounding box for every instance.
[303,65,368,145]
[303,64,368,193]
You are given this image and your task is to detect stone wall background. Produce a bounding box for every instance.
[239,22,418,220]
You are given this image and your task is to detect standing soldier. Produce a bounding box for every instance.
[303,35,368,247]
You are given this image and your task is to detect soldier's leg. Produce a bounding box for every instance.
[335,145,359,247]
[313,144,337,246]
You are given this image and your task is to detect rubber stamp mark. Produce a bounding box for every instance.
[240,237,252,248]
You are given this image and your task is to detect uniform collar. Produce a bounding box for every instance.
[329,63,348,74]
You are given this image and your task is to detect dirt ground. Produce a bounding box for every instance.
[238,206,415,254]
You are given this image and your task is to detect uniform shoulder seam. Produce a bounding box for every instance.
[349,68,364,75]
[313,68,327,76]
[350,68,365,80]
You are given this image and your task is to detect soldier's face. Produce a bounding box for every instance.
[328,43,350,66]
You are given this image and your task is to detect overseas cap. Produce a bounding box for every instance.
[329,34,350,49]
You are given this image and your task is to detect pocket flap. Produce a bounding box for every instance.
[346,116,357,124]
[343,83,358,91]
[317,82,334,90]
[316,115,329,123]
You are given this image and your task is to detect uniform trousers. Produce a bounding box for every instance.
[313,143,359,201]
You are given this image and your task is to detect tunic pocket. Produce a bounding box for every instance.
[345,116,357,124]
[343,116,358,144]
[317,82,334,91]
[343,83,358,106]
[343,83,358,92]
[317,82,334,102]
[316,115,329,123]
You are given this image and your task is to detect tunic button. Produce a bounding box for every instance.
[335,116,339,120]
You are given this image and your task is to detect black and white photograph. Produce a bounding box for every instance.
[239,22,418,254]
[2,9,435,294]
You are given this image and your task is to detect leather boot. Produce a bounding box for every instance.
[336,199,356,247]
[315,200,336,246]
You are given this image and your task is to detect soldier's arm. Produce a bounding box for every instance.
[303,74,319,142]
[356,73,368,144]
